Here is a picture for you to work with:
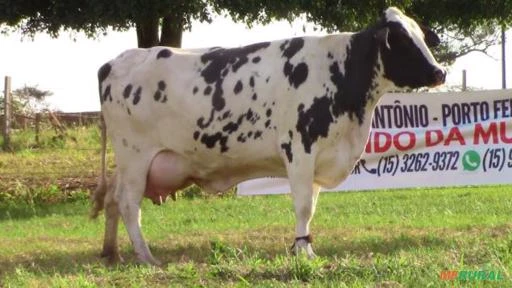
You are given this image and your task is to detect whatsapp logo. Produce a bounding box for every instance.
[462,150,481,171]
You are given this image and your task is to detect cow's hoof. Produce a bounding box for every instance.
[135,254,162,267]
[291,242,316,259]
[291,235,316,259]
[100,249,124,265]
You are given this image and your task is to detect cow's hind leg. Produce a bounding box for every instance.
[288,166,321,258]
[100,173,123,264]
[117,170,161,266]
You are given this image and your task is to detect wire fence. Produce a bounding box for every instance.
[0,110,113,193]
[0,76,110,194]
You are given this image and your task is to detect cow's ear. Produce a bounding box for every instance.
[420,25,440,48]
[375,27,390,49]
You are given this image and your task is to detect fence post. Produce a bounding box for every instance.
[35,113,41,146]
[3,76,12,151]
[462,70,467,91]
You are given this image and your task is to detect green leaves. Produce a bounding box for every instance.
[0,1,510,62]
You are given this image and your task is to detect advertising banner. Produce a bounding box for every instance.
[238,90,512,195]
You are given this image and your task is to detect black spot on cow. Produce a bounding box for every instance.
[204,86,212,95]
[158,81,166,90]
[281,142,293,163]
[98,63,111,84]
[286,62,309,89]
[288,130,293,138]
[265,119,271,128]
[296,96,334,153]
[248,110,260,124]
[211,82,225,111]
[102,85,112,103]
[252,93,257,101]
[237,133,247,143]
[154,81,168,103]
[246,109,254,121]
[266,77,270,83]
[280,38,309,89]
[254,130,263,139]
[222,68,229,77]
[236,114,244,125]
[193,131,200,140]
[98,63,112,104]
[249,76,255,88]
[199,41,270,113]
[222,122,239,134]
[280,38,304,58]
[252,56,261,63]
[157,49,172,59]
[132,87,142,105]
[266,108,272,117]
[234,80,243,94]
[200,132,229,152]
[327,52,334,59]
[127,107,131,115]
[193,86,198,95]
[222,110,232,120]
[247,131,253,138]
[154,91,162,101]
[123,84,133,99]
[329,59,367,123]
[197,110,215,129]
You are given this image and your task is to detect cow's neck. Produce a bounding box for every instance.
[330,23,392,126]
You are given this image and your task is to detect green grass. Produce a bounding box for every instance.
[1,186,511,287]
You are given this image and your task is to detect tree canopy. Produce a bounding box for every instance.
[1,0,511,63]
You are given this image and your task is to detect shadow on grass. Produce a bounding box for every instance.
[1,232,449,278]
[0,229,452,286]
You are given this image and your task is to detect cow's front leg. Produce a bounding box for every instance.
[117,173,161,266]
[288,170,321,258]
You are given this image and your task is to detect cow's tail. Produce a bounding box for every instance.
[90,115,108,219]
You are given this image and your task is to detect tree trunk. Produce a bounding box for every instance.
[160,14,183,48]
[136,17,159,48]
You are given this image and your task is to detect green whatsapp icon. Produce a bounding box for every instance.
[462,150,480,171]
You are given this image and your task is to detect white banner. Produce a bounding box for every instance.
[238,89,512,195]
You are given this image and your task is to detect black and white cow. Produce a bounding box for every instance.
[91,7,445,265]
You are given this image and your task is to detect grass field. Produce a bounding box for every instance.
[1,186,511,287]
[0,127,511,287]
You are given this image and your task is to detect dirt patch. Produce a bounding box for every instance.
[0,175,98,194]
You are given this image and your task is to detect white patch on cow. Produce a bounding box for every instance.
[384,7,443,71]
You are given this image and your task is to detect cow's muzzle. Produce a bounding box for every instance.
[431,68,446,87]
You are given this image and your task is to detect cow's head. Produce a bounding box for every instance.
[376,7,446,88]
